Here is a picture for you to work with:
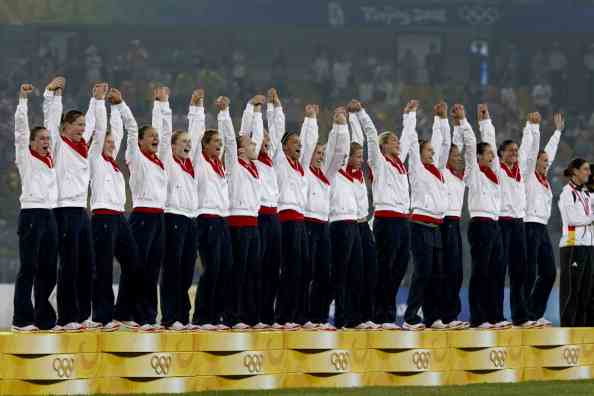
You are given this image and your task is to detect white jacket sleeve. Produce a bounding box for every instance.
[324,123,349,181]
[189,105,206,168]
[559,189,593,226]
[252,111,264,157]
[452,124,464,153]
[356,108,382,175]
[299,116,319,169]
[109,104,124,157]
[479,118,501,173]
[88,100,108,158]
[43,89,63,153]
[155,101,173,162]
[14,98,30,166]
[398,112,415,164]
[544,130,562,175]
[83,98,96,143]
[520,122,540,179]
[120,102,140,164]
[219,109,237,172]
[437,118,451,170]
[240,102,254,134]
[268,103,286,157]
[349,112,364,145]
[404,112,422,176]
[461,120,479,187]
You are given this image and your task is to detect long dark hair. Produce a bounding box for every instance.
[563,158,588,178]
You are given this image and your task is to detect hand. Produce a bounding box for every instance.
[47,76,65,92]
[528,111,542,125]
[434,101,448,118]
[554,112,565,131]
[347,99,362,113]
[19,84,33,98]
[477,104,490,121]
[251,94,266,106]
[404,100,419,113]
[305,104,319,118]
[215,96,230,111]
[268,88,281,107]
[108,88,123,105]
[154,86,170,102]
[451,104,465,124]
[191,89,204,106]
[93,82,109,100]
[334,107,347,125]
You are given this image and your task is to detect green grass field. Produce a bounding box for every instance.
[87,380,594,396]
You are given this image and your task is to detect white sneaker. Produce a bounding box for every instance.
[476,322,494,329]
[430,320,448,330]
[319,323,337,331]
[115,320,140,329]
[355,322,369,330]
[232,322,250,330]
[185,324,201,331]
[514,321,537,329]
[63,322,83,332]
[284,322,300,331]
[252,322,270,330]
[495,321,513,330]
[271,323,284,330]
[168,321,186,331]
[365,321,381,330]
[537,318,553,327]
[200,323,218,331]
[81,320,102,330]
[381,322,401,330]
[447,320,470,330]
[138,324,156,332]
[11,324,39,332]
[402,322,426,331]
[216,324,230,331]
[102,321,120,332]
[50,325,64,333]
[302,321,318,330]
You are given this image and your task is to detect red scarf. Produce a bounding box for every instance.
[424,163,444,182]
[384,154,407,174]
[501,162,521,182]
[346,164,364,183]
[287,156,304,176]
[339,168,354,182]
[30,148,53,168]
[61,135,88,158]
[535,171,549,189]
[204,152,225,177]
[102,153,120,172]
[141,149,164,170]
[258,151,273,167]
[480,165,499,185]
[239,158,259,178]
[174,156,195,178]
[310,165,330,185]
[447,165,464,181]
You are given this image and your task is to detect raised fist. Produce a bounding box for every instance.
[93,82,109,100]
[191,89,205,106]
[47,76,66,92]
[154,86,170,102]
[215,96,230,111]
[434,101,448,118]
[527,112,542,125]
[251,94,266,106]
[267,88,277,103]
[477,104,490,121]
[553,112,565,131]
[108,88,123,105]
[334,107,347,124]
[305,104,319,118]
[19,84,33,98]
[347,99,362,113]
[450,104,465,122]
[404,100,419,113]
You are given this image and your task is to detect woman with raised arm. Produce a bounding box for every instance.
[43,77,95,331]
[12,83,58,332]
[88,85,140,331]
[302,107,349,330]
[355,99,414,329]
[480,104,538,328]
[124,86,168,331]
[153,89,200,331]
[189,94,233,331]
[220,94,265,330]
[273,105,316,330]
[524,113,563,327]
[558,159,593,327]
[347,100,378,330]
[401,101,449,331]
[460,104,503,329]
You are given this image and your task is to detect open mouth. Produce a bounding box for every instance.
[184,148,190,154]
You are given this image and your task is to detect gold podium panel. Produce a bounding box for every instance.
[100,332,195,353]
[285,331,340,350]
[448,330,500,349]
[367,330,447,350]
[100,352,196,377]
[367,371,448,386]
[449,368,520,385]
[283,373,364,388]
[368,348,449,372]
[571,329,594,345]
[1,379,98,395]
[197,331,259,352]
[523,328,574,346]
[1,353,100,380]
[523,345,585,368]
[287,349,359,374]
[450,347,523,370]
[339,330,368,350]
[0,332,100,355]
[97,376,197,394]
[524,366,591,381]
[197,350,286,376]
[201,374,283,390]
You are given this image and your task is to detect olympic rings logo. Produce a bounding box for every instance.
[458,6,501,25]
[489,349,507,368]
[412,351,431,370]
[563,347,580,365]
[52,357,75,378]
[330,351,350,371]
[243,353,264,373]
[150,354,172,375]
